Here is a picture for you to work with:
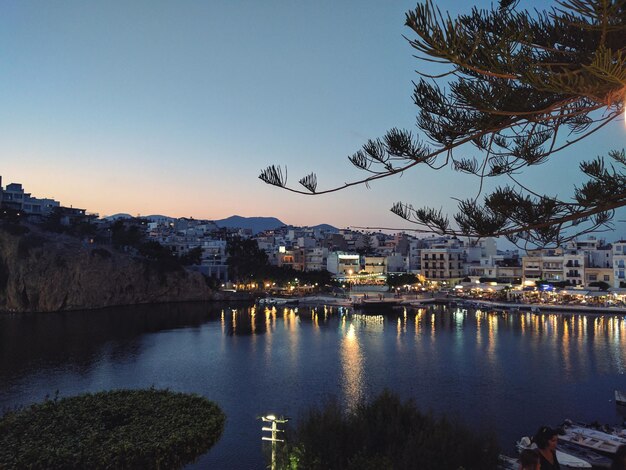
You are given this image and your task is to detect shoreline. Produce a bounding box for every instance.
[294,294,626,315]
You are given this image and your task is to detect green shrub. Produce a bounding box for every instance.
[0,388,225,469]
[276,390,499,470]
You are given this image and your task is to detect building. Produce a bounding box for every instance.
[327,252,360,276]
[1,179,61,215]
[613,241,626,288]
[421,243,464,282]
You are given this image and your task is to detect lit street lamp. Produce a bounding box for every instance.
[260,414,289,470]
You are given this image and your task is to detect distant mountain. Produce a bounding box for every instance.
[145,215,176,223]
[310,223,338,232]
[101,214,176,223]
[100,213,338,234]
[101,213,133,221]
[214,216,286,234]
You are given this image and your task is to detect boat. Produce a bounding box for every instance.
[616,390,626,406]
[558,422,626,455]
[517,436,592,469]
[556,440,612,468]
[257,297,299,307]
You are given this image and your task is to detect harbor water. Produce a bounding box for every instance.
[1,302,625,469]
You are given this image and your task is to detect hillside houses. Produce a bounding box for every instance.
[3,175,626,290]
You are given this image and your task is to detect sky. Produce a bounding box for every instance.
[1,0,624,238]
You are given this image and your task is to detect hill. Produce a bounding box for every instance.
[213,216,286,234]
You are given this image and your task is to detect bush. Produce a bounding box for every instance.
[276,390,499,470]
[0,388,225,469]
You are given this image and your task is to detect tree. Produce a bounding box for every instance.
[386,273,419,288]
[260,0,626,248]
[275,390,499,470]
[226,236,270,282]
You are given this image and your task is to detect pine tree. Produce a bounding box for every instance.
[260,0,626,248]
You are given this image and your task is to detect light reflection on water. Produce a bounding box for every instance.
[340,322,364,407]
[2,303,626,470]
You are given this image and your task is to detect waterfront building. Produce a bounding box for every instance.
[519,237,617,289]
[363,256,386,275]
[613,241,626,288]
[466,254,521,283]
[421,241,464,283]
[327,252,360,276]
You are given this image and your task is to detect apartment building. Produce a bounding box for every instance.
[327,252,360,276]
[613,241,626,288]
[421,244,464,282]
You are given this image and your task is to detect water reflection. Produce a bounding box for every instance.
[340,320,364,408]
[0,302,220,384]
[3,304,626,470]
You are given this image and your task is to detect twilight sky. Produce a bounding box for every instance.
[1,1,624,235]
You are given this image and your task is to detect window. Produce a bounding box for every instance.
[604,275,610,281]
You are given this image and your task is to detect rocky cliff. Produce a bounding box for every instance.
[0,226,215,313]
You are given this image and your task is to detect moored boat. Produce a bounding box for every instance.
[556,440,611,468]
[257,297,299,307]
[517,436,592,469]
[558,422,626,455]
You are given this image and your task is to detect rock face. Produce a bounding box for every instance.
[0,226,215,313]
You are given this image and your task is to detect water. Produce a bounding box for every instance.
[1,302,626,469]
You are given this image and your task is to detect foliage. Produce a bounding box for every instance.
[180,246,203,266]
[0,388,225,470]
[275,390,499,470]
[588,280,610,290]
[227,236,270,281]
[111,220,145,248]
[226,236,334,287]
[260,0,626,248]
[41,207,66,233]
[386,273,419,287]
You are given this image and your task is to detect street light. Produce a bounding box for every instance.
[260,414,289,470]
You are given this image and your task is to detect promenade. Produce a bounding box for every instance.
[295,292,626,315]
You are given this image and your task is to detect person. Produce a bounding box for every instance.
[612,445,626,470]
[534,426,560,470]
[519,448,540,470]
